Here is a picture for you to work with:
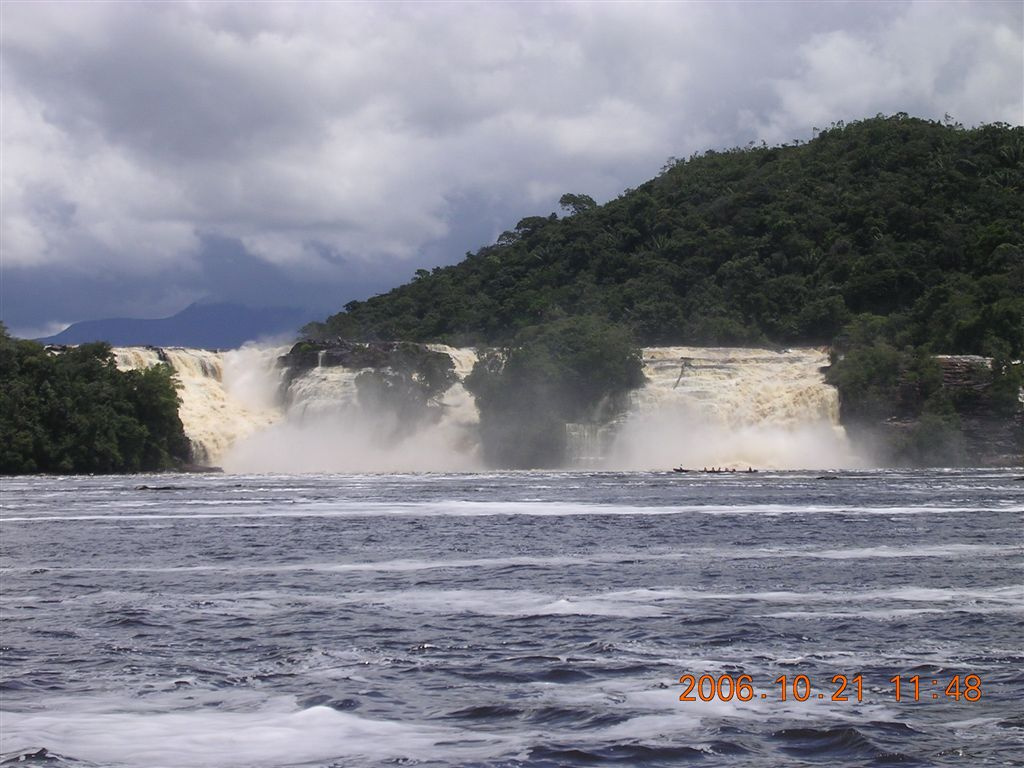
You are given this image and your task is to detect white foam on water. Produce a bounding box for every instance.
[0,556,584,576]
[573,712,710,745]
[351,588,669,618]
[606,584,1024,607]
[338,584,1022,615]
[792,543,1023,559]
[5,500,1015,523]
[300,554,586,573]
[526,676,894,737]
[0,701,517,768]
[23,587,670,620]
[37,583,1020,623]
[628,687,855,721]
[762,606,1024,619]
[6,543,1014,576]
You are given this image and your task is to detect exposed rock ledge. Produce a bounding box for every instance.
[279,339,453,376]
[278,339,458,407]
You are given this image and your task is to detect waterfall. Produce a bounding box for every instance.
[114,343,855,472]
[114,346,285,466]
[634,347,840,428]
[604,347,857,470]
[116,344,483,472]
[426,344,480,438]
[565,422,616,467]
[224,345,482,473]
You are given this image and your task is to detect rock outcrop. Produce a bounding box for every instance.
[279,340,455,390]
[278,340,459,431]
[935,355,1023,466]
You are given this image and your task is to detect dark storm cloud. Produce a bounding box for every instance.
[1,1,1020,335]
[3,235,398,339]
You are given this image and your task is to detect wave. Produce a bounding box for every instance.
[4,500,1020,523]
[0,701,514,768]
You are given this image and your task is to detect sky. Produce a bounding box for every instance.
[2,1,1022,338]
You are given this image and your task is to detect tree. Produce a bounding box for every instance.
[0,327,190,474]
[559,193,597,216]
[465,316,644,467]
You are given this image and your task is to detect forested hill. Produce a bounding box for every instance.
[0,327,191,474]
[305,115,1022,359]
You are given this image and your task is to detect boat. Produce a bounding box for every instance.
[698,467,759,474]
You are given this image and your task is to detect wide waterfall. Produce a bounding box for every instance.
[114,344,482,472]
[601,347,856,470]
[225,344,482,473]
[114,343,857,472]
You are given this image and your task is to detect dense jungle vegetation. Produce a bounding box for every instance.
[0,326,191,474]
[303,115,1023,465]
[307,115,1022,355]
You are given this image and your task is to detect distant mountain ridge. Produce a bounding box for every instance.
[39,302,311,348]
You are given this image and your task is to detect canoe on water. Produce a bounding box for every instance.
[673,468,760,474]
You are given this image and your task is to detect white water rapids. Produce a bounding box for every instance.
[605,347,855,470]
[113,344,859,471]
[113,347,283,465]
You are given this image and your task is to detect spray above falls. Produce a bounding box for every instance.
[602,347,857,470]
[227,342,482,473]
[115,343,483,473]
[114,343,858,472]
[113,346,284,466]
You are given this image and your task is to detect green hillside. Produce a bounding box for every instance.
[306,114,1023,358]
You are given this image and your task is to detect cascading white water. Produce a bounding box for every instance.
[226,346,481,473]
[223,344,482,473]
[426,344,480,437]
[604,347,858,470]
[115,343,856,472]
[116,343,483,472]
[114,347,284,465]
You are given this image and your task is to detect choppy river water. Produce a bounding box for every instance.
[1,470,1022,767]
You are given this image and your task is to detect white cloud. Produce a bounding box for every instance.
[753,0,1024,142]
[1,78,200,273]
[7,319,69,340]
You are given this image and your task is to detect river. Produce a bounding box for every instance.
[1,469,1021,766]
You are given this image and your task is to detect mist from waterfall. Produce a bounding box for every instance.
[114,343,482,472]
[603,347,861,470]
[224,344,482,473]
[114,343,862,472]
[114,346,283,465]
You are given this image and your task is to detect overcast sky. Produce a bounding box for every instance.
[2,1,1021,337]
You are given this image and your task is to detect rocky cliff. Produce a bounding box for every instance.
[868,356,1023,467]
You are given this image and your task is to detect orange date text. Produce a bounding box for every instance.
[677,674,982,703]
